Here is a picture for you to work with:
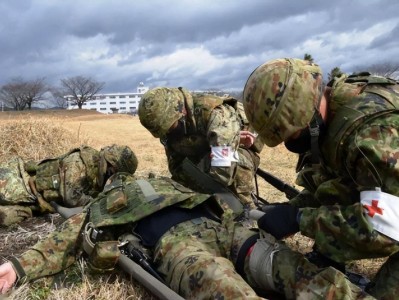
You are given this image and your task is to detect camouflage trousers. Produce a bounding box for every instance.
[230,148,260,209]
[264,241,375,300]
[154,217,263,299]
[0,157,36,226]
[154,218,376,300]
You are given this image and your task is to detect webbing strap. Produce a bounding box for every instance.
[181,158,244,214]
[82,222,96,255]
[309,112,323,164]
[136,179,162,202]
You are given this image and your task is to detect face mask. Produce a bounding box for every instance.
[284,128,311,154]
[166,117,187,140]
[284,121,327,154]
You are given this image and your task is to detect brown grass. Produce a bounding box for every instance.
[0,109,383,299]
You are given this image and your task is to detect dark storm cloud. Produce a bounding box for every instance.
[0,0,398,93]
[369,23,399,49]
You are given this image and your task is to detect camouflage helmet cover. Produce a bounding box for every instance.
[98,145,138,186]
[243,58,323,147]
[138,87,193,138]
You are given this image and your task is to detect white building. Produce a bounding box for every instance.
[66,82,149,114]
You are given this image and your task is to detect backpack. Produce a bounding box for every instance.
[35,146,100,207]
[322,72,399,170]
[89,174,212,227]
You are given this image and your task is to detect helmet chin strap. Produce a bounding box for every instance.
[307,85,326,164]
[178,87,196,134]
[308,111,323,164]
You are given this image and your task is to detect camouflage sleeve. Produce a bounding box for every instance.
[299,116,399,262]
[207,105,240,147]
[10,213,87,282]
[350,115,399,196]
[207,105,241,185]
[299,203,399,262]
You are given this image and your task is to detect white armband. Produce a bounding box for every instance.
[361,188,399,241]
[210,146,239,167]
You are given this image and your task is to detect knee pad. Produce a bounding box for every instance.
[248,233,285,291]
[234,232,259,278]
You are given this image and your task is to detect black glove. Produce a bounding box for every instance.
[257,204,300,239]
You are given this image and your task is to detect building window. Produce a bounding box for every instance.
[110,102,116,104]
[100,108,107,111]
[119,95,126,98]
[90,102,96,105]
[120,101,126,104]
[120,107,126,110]
[100,102,106,105]
[110,96,116,99]
[129,107,136,110]
[129,95,134,98]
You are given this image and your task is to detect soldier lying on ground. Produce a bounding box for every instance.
[0,144,137,226]
[138,87,263,211]
[0,171,374,299]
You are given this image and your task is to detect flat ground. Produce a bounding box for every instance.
[0,109,382,299]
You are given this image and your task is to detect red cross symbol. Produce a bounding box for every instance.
[363,200,384,217]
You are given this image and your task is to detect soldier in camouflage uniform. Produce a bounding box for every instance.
[243,57,399,299]
[138,87,262,210]
[0,172,373,299]
[0,144,138,226]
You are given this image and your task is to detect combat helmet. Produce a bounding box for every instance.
[243,58,323,147]
[98,144,138,187]
[138,87,193,138]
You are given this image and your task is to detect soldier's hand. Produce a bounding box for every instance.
[0,262,17,294]
[257,204,300,239]
[239,131,256,148]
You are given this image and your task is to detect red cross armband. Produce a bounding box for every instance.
[361,187,399,241]
[210,146,238,167]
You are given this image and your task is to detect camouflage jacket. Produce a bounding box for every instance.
[162,94,259,193]
[34,145,101,208]
[10,174,219,282]
[294,73,399,262]
[0,146,100,210]
[0,157,36,206]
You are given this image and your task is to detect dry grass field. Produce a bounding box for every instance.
[0,109,382,299]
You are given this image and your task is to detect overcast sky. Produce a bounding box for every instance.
[1,0,398,93]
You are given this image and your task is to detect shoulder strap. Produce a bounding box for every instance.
[181,158,244,214]
[136,179,164,202]
[322,74,399,171]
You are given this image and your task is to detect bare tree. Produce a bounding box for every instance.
[61,76,105,109]
[355,62,399,79]
[0,77,48,111]
[368,62,399,79]
[49,87,68,109]
[24,78,48,109]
